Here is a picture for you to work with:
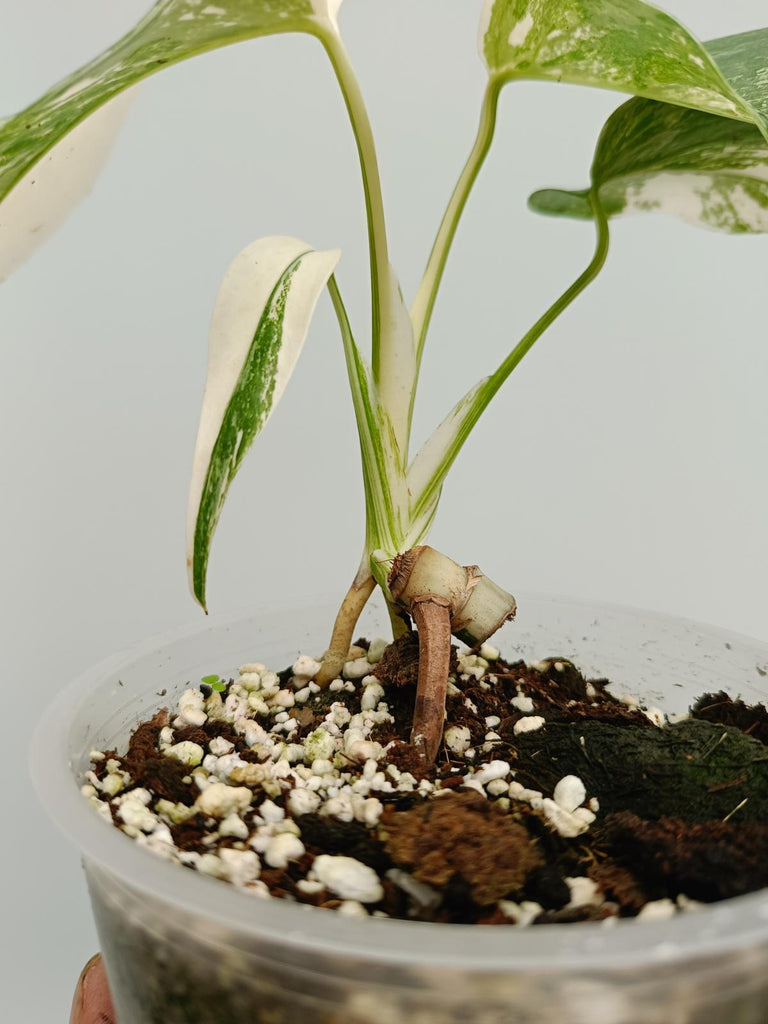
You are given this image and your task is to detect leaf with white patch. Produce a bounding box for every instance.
[329,276,409,559]
[0,91,133,282]
[707,29,768,123]
[480,2,766,133]
[187,236,339,609]
[406,379,488,541]
[530,97,768,233]
[377,265,416,461]
[0,1,339,280]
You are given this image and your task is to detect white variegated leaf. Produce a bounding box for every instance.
[479,1,766,134]
[0,91,133,282]
[377,265,416,462]
[530,98,768,233]
[187,236,339,608]
[0,1,337,280]
[407,379,488,537]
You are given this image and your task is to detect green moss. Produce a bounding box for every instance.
[512,718,768,822]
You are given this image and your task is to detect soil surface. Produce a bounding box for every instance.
[81,634,768,925]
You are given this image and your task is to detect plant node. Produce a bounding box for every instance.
[389,546,516,764]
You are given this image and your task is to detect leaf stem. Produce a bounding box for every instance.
[327,275,399,556]
[321,31,391,385]
[411,77,502,368]
[411,193,610,522]
[316,573,376,687]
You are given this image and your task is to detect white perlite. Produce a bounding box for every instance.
[219,849,260,886]
[444,725,472,754]
[498,900,543,927]
[219,812,249,840]
[467,760,511,788]
[167,741,204,767]
[264,832,305,869]
[566,876,601,909]
[513,716,545,735]
[309,855,384,903]
[637,898,677,921]
[292,655,322,679]
[196,783,252,818]
[553,775,586,814]
[343,657,372,680]
[510,694,534,714]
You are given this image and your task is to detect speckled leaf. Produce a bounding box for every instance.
[479,1,766,131]
[187,236,340,609]
[530,97,768,233]
[707,29,768,124]
[0,0,341,279]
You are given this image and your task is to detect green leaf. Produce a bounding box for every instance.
[328,276,408,558]
[530,96,768,234]
[201,674,220,685]
[479,2,766,132]
[187,236,339,609]
[0,0,342,279]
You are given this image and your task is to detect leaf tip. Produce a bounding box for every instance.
[528,188,594,220]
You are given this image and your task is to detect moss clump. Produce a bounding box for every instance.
[511,718,768,822]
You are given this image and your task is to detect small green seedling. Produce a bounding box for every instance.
[201,675,226,692]
[3,1,768,762]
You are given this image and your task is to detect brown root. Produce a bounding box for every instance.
[410,596,452,765]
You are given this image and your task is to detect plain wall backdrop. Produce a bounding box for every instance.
[2,1,767,1018]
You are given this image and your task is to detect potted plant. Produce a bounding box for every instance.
[6,1,768,1021]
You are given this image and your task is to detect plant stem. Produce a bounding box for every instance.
[321,31,391,385]
[411,78,502,370]
[410,597,452,765]
[410,193,610,523]
[316,573,376,687]
[479,193,611,413]
[387,597,411,640]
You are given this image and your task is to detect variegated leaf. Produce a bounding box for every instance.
[0,1,343,279]
[377,265,416,461]
[406,379,488,540]
[479,2,766,133]
[530,97,768,233]
[0,91,133,281]
[329,276,405,557]
[187,236,339,608]
[707,29,768,123]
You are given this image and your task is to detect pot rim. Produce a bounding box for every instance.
[31,592,768,974]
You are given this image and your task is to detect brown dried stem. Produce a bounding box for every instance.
[410,596,452,765]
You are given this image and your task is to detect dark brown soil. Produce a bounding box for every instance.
[87,643,768,926]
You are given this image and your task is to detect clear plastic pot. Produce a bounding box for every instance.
[32,595,768,1024]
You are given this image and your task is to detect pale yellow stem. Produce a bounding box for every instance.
[316,575,377,688]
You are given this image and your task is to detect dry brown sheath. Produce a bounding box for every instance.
[410,596,452,764]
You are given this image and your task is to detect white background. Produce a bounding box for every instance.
[1,1,767,1018]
